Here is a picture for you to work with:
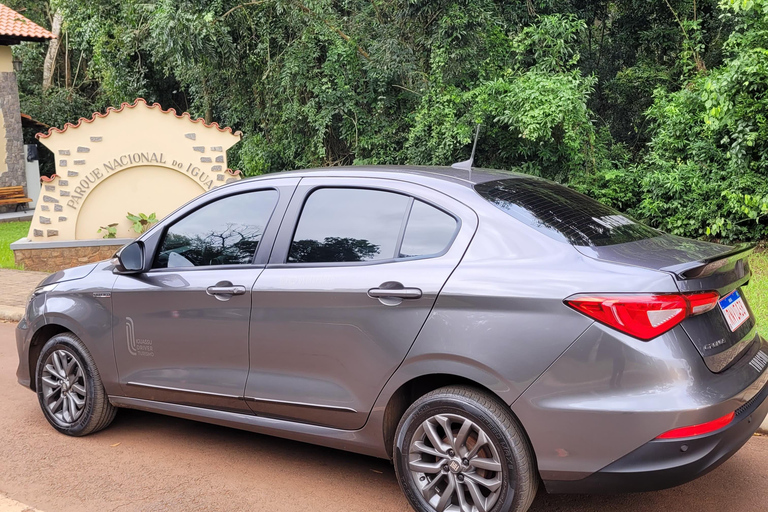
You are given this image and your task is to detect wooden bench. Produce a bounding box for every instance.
[0,186,33,211]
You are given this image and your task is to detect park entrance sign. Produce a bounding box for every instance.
[29,98,241,241]
[12,99,242,271]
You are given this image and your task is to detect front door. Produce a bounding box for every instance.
[245,178,477,429]
[112,189,281,412]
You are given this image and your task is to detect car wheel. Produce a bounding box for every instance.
[394,385,538,512]
[35,332,116,436]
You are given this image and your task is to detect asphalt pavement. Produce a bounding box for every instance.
[1,321,766,512]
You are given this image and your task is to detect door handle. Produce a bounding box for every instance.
[367,284,422,300]
[206,284,247,300]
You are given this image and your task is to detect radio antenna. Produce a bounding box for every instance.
[451,123,481,180]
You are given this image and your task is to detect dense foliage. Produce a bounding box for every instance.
[9,0,768,241]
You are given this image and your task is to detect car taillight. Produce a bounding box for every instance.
[565,291,720,341]
[656,411,735,439]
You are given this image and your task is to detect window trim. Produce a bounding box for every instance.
[149,188,281,272]
[279,185,461,268]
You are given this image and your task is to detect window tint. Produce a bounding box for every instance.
[475,178,658,247]
[400,200,457,257]
[155,190,278,268]
[288,188,410,263]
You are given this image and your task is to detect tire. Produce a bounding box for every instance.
[35,332,117,436]
[394,385,538,512]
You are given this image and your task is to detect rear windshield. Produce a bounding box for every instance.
[475,178,659,247]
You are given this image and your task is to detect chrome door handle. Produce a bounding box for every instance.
[206,285,247,296]
[367,287,422,300]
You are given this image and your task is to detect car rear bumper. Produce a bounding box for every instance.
[544,368,768,494]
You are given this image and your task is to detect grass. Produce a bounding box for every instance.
[0,220,30,269]
[744,249,767,339]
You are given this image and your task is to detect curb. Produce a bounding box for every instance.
[760,417,768,435]
[0,306,24,322]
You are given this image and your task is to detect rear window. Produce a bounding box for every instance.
[475,178,659,246]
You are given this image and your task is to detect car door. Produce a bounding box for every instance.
[244,177,478,429]
[112,183,294,412]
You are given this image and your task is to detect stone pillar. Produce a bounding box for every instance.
[0,45,26,212]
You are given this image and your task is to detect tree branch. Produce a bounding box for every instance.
[222,0,270,19]
[296,2,370,60]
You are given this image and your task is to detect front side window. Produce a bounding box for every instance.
[155,190,278,268]
[288,188,410,263]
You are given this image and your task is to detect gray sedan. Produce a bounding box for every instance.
[16,166,768,512]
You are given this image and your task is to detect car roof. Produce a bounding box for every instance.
[245,165,527,188]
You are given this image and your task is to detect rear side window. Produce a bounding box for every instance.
[287,188,459,263]
[399,200,457,258]
[288,188,410,263]
[475,178,658,246]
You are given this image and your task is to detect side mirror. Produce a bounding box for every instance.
[114,241,145,274]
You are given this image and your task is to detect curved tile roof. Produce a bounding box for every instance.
[0,4,55,41]
[36,98,243,139]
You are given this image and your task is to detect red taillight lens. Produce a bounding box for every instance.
[686,291,721,315]
[656,411,735,439]
[565,291,720,341]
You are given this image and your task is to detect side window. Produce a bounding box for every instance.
[154,190,278,268]
[288,188,410,263]
[400,200,457,258]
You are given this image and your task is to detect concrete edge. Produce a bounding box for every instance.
[10,237,132,250]
[760,417,768,435]
[0,212,34,223]
[0,306,24,322]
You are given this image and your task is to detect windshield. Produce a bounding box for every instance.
[475,177,660,247]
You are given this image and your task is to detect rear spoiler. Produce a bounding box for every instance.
[661,243,756,280]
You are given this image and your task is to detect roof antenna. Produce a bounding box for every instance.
[451,123,481,180]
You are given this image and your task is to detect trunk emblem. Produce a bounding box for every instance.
[703,338,726,351]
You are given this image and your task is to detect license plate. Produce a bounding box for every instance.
[719,290,750,332]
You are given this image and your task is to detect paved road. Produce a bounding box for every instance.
[1,321,767,512]
[0,269,48,321]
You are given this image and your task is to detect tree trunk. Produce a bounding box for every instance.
[65,32,71,89]
[42,10,63,91]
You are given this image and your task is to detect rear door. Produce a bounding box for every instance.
[245,177,477,429]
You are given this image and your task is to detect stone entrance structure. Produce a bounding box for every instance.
[28,98,242,241]
[13,98,242,271]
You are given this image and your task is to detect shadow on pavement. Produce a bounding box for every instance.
[111,409,766,512]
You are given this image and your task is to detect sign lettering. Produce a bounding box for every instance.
[66,151,214,210]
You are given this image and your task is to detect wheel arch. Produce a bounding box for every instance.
[27,323,72,391]
[380,371,534,465]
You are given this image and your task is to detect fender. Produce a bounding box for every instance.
[39,277,120,395]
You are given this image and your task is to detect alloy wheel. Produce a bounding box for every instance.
[41,349,87,426]
[408,413,506,512]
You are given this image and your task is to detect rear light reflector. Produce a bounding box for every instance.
[656,411,735,439]
[565,291,720,340]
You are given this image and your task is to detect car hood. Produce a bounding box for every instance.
[39,261,107,287]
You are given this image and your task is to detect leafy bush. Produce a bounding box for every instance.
[619,0,768,242]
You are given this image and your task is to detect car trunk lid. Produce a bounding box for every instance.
[577,236,758,372]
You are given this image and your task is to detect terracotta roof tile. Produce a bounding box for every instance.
[0,4,54,41]
[36,98,243,139]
